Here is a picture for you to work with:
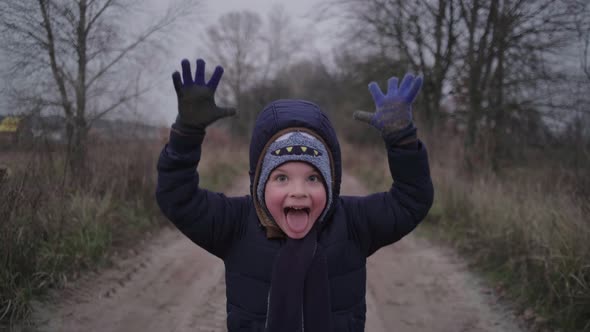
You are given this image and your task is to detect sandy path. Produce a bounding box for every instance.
[30,175,524,332]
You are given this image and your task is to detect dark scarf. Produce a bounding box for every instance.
[265,227,332,332]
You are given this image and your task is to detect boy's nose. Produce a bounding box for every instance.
[289,181,308,198]
[289,191,308,198]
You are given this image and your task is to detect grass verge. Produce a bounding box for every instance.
[0,140,162,328]
[344,140,590,332]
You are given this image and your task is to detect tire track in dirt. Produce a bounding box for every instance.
[32,229,226,332]
[29,174,524,332]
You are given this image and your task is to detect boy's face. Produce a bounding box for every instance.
[264,161,327,239]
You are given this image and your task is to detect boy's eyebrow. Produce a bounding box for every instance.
[271,167,321,176]
[272,166,287,173]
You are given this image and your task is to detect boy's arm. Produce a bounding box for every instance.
[156,124,248,259]
[347,73,434,256]
[156,58,244,259]
[343,126,434,256]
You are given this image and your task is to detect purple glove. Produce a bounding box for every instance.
[354,73,423,136]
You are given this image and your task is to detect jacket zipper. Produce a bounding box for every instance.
[265,286,271,330]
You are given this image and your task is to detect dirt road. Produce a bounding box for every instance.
[31,175,524,332]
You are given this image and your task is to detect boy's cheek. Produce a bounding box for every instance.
[264,188,284,218]
[267,204,284,222]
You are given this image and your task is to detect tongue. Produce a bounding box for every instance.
[286,209,309,233]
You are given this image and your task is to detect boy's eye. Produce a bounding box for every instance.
[308,175,321,182]
[275,174,288,182]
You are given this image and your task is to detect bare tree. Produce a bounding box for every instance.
[572,0,590,80]
[203,8,306,135]
[326,0,459,131]
[326,0,587,171]
[260,5,304,82]
[455,0,578,171]
[0,0,200,175]
[204,10,262,126]
[581,24,590,81]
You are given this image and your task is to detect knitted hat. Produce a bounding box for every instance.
[256,130,333,230]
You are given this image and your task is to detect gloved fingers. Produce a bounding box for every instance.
[207,65,225,91]
[407,75,423,103]
[399,73,415,95]
[172,71,182,93]
[387,76,399,96]
[181,59,193,85]
[195,59,206,85]
[217,106,237,118]
[353,110,374,124]
[368,82,384,105]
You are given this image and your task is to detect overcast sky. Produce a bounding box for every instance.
[204,0,322,18]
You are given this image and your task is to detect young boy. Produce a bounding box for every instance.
[156,59,434,332]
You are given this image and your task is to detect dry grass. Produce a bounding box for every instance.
[343,132,590,331]
[429,164,590,331]
[198,127,249,190]
[0,140,162,327]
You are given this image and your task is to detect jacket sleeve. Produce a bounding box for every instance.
[155,127,249,259]
[342,133,434,257]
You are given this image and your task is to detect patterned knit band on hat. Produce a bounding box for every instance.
[256,130,333,224]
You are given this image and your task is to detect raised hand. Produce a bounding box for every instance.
[353,73,423,136]
[172,58,236,130]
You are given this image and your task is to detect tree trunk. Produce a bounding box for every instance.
[70,125,88,177]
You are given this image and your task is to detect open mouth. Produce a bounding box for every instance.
[283,206,311,214]
[283,207,311,233]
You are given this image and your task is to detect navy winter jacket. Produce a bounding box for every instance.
[156,100,434,331]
